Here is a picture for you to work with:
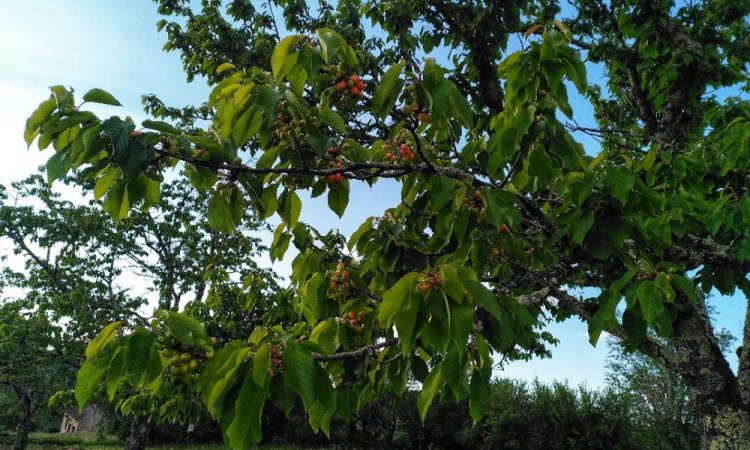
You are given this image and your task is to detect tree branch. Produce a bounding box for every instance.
[313,337,399,362]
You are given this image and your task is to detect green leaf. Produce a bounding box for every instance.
[216,62,236,75]
[141,119,178,134]
[254,85,281,120]
[25,96,57,147]
[378,273,419,328]
[637,281,664,324]
[301,273,325,324]
[316,28,347,64]
[82,88,122,106]
[253,343,271,387]
[319,104,346,133]
[310,319,340,355]
[608,167,635,206]
[417,364,443,421]
[449,83,473,128]
[86,322,121,359]
[208,190,237,233]
[464,280,502,322]
[76,345,114,410]
[283,341,317,406]
[270,223,291,261]
[94,167,120,200]
[142,346,163,386]
[124,328,154,381]
[46,149,69,184]
[469,370,490,424]
[372,62,405,119]
[671,275,697,303]
[272,34,305,79]
[196,341,246,397]
[102,181,129,221]
[226,368,270,449]
[282,190,302,228]
[394,295,420,355]
[163,311,208,346]
[327,181,349,218]
[106,348,125,401]
[348,217,374,250]
[441,347,463,396]
[588,293,620,345]
[571,211,595,245]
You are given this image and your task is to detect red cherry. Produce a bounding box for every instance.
[350,87,361,97]
[399,144,410,156]
[336,81,347,91]
[349,73,361,82]
[356,80,366,90]
[385,151,394,161]
[499,224,510,233]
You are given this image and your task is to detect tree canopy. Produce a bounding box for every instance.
[20,0,750,448]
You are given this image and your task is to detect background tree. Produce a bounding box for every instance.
[0,174,278,449]
[22,1,750,449]
[0,302,72,450]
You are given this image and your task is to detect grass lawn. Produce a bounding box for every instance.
[18,432,338,450]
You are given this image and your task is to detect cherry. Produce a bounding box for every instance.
[499,224,510,233]
[336,81,347,91]
[350,87,362,97]
[325,173,343,184]
[349,73,361,82]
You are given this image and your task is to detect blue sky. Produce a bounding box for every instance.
[0,1,745,389]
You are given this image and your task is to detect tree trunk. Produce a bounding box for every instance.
[700,408,750,450]
[123,416,150,450]
[665,294,750,449]
[12,396,32,450]
[10,387,35,450]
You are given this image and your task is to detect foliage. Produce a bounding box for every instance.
[22,0,750,448]
[0,173,278,448]
[606,341,701,450]
[0,302,74,450]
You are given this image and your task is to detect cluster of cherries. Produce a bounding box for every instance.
[336,73,366,97]
[466,188,484,210]
[325,162,345,184]
[328,261,350,291]
[273,106,306,141]
[343,309,365,333]
[417,270,443,294]
[383,140,416,162]
[270,344,285,374]
[161,336,217,386]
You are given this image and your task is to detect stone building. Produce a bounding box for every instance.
[59,405,105,433]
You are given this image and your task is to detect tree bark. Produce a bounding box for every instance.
[123,416,150,450]
[12,391,33,450]
[666,294,750,449]
[700,409,750,450]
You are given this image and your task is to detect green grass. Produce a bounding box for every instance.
[21,433,338,450]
